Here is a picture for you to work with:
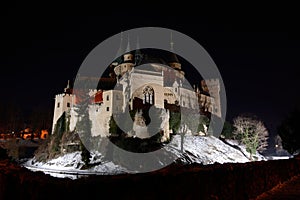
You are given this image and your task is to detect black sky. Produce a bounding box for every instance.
[1,7,299,136]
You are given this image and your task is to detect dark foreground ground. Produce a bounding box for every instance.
[1,151,300,200]
[255,174,300,200]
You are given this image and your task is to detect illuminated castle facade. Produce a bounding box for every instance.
[52,36,221,141]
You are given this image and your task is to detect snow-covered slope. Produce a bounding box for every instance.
[25,135,266,179]
[167,135,265,165]
[25,152,127,179]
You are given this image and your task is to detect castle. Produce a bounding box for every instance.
[51,35,221,141]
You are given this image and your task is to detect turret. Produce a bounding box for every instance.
[168,31,182,70]
[114,35,135,77]
[51,80,75,133]
[123,35,134,63]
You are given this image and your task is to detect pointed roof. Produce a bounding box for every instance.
[135,36,143,65]
[115,32,124,64]
[169,31,180,63]
[64,80,72,94]
[170,31,174,52]
[125,34,131,53]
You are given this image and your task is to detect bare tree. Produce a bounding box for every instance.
[233,115,269,160]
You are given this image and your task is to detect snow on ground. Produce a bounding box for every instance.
[167,135,252,164]
[25,151,127,179]
[28,151,84,171]
[24,135,267,179]
[225,139,266,161]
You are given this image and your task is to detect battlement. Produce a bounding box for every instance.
[134,68,163,76]
[55,93,74,98]
[204,78,220,86]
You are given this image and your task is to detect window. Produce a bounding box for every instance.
[106,107,109,111]
[175,88,177,92]
[106,95,109,101]
[57,102,60,108]
[67,102,70,107]
[143,86,154,105]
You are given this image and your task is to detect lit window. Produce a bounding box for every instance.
[143,86,154,105]
[57,102,60,108]
[106,107,109,111]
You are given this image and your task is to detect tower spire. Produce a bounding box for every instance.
[115,31,124,64]
[168,31,182,71]
[170,31,174,52]
[135,36,143,65]
[117,31,124,55]
[64,80,72,94]
[126,34,130,53]
[136,36,140,50]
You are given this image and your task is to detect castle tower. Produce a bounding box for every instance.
[203,79,221,118]
[114,34,135,77]
[123,35,134,63]
[51,80,75,133]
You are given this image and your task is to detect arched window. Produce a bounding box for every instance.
[143,86,154,105]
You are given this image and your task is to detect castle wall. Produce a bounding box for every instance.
[130,69,163,96]
[132,83,165,109]
[163,87,178,104]
[179,88,199,110]
[89,104,110,137]
[69,90,124,137]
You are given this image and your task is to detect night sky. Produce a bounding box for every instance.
[1,8,299,137]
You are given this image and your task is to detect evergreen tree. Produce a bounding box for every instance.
[51,112,67,155]
[221,121,234,139]
[80,141,91,167]
[278,108,300,154]
[75,94,92,167]
[198,115,210,135]
[169,111,181,134]
[109,115,118,135]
